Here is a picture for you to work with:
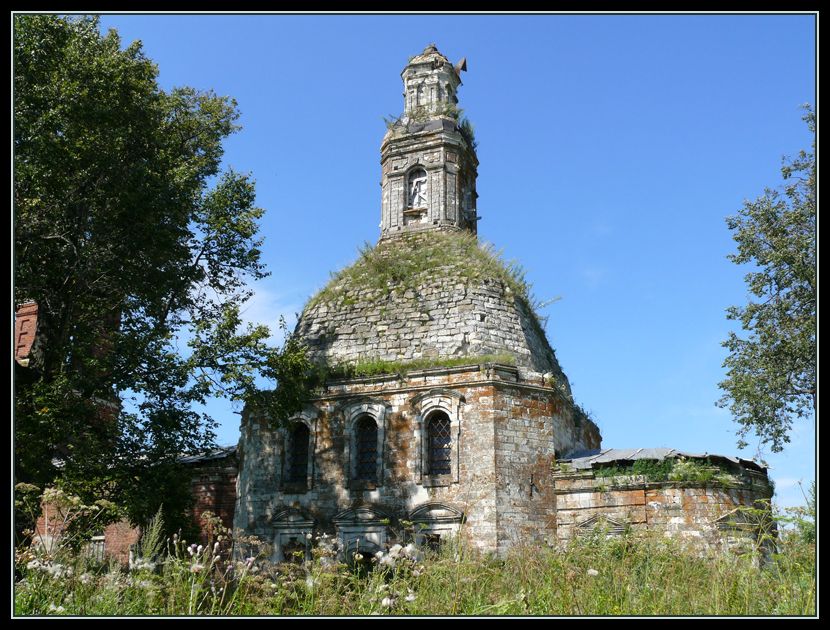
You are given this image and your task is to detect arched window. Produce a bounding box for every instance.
[412,389,463,486]
[287,423,310,483]
[407,168,428,208]
[354,416,378,481]
[427,412,452,476]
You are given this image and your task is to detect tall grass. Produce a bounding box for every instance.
[14,509,815,617]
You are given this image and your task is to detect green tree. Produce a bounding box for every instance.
[717,107,816,453]
[14,15,309,531]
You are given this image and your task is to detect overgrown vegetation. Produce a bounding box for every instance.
[14,489,816,616]
[590,457,737,486]
[306,231,536,315]
[458,116,478,151]
[321,353,516,380]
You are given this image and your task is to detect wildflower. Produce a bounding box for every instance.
[48,603,66,613]
[190,563,205,573]
[305,576,315,590]
[405,592,416,603]
[381,596,395,608]
[79,573,94,585]
[47,563,72,579]
[188,544,198,557]
[305,533,313,540]
[26,559,43,571]
[213,542,220,553]
[197,545,204,555]
[245,556,256,568]
[130,558,156,572]
[587,568,599,577]
[353,553,363,561]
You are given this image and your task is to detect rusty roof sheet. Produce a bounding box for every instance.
[560,447,766,472]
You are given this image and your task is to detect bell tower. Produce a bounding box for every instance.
[380,44,479,239]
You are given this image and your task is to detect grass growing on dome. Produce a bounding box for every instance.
[305,231,535,312]
[322,353,516,380]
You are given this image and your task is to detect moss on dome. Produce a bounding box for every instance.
[305,230,537,314]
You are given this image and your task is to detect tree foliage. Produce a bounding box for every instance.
[14,15,309,529]
[717,107,816,453]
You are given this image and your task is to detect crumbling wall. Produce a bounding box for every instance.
[553,470,773,552]
[234,364,599,556]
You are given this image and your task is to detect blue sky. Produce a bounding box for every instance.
[97,13,816,509]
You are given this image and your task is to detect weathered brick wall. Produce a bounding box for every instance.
[34,504,140,564]
[235,364,599,556]
[101,521,141,564]
[493,385,602,553]
[190,457,238,540]
[553,470,773,551]
[14,301,39,363]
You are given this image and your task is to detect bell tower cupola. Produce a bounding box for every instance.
[380,44,479,240]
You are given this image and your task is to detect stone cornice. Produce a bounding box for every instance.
[306,362,572,405]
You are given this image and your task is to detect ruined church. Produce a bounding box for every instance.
[233,45,773,561]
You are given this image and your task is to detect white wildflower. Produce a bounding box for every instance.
[26,559,43,571]
[381,596,395,608]
[305,533,313,540]
[78,572,93,585]
[130,558,156,572]
[587,568,599,577]
[48,604,66,613]
[405,592,416,603]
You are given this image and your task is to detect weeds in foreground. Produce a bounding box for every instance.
[14,490,816,616]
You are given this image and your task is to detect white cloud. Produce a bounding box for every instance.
[238,283,302,346]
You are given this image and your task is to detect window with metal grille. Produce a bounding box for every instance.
[355,416,378,481]
[427,412,452,476]
[287,423,310,483]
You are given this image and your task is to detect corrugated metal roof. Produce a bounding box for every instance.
[178,445,237,465]
[560,447,766,472]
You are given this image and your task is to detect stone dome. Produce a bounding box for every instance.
[295,230,572,397]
